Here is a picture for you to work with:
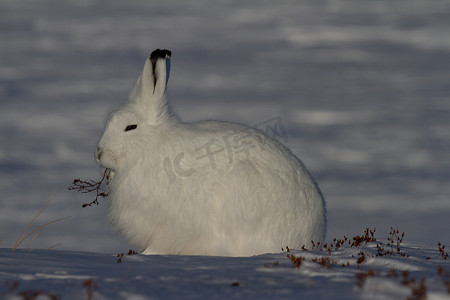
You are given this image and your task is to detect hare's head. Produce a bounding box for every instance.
[95,49,172,172]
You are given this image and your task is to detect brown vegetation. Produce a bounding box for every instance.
[69,169,110,207]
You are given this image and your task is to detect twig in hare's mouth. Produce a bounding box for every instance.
[69,169,110,207]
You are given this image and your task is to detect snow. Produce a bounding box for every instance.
[1,0,450,298]
[1,235,449,299]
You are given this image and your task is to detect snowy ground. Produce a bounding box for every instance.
[1,232,450,299]
[1,0,450,298]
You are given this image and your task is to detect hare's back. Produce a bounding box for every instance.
[190,120,302,169]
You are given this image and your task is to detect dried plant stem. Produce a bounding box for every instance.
[13,193,66,251]
[25,231,40,249]
[14,217,66,251]
[69,169,110,207]
[47,243,62,250]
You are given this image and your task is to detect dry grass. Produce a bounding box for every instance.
[83,279,97,300]
[116,249,138,263]
[438,242,448,260]
[272,227,450,299]
[5,280,60,300]
[13,193,66,251]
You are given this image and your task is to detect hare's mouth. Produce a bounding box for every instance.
[105,169,115,185]
[96,149,118,171]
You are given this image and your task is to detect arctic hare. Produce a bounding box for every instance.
[95,49,326,256]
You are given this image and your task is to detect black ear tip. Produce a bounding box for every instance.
[150,49,171,61]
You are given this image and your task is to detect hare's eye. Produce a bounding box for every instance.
[124,124,137,132]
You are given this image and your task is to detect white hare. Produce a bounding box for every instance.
[95,49,326,256]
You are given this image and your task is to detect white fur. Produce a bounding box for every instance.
[95,49,326,256]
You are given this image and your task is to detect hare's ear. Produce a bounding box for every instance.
[150,49,171,96]
[129,49,171,116]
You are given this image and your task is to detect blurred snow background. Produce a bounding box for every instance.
[0,0,449,253]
